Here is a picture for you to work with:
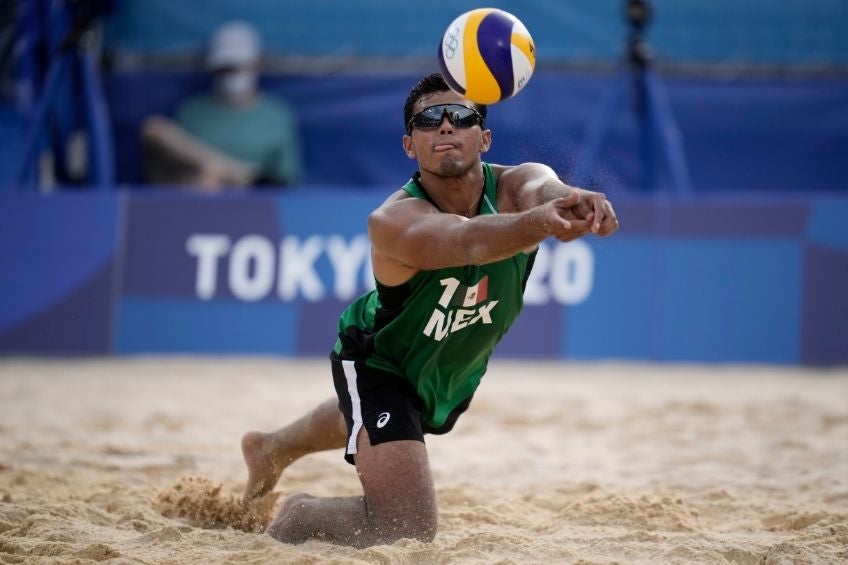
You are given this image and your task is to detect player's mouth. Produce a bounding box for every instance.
[434,142,459,152]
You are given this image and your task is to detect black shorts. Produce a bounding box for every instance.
[331,353,473,465]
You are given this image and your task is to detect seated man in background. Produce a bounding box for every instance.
[141,21,303,191]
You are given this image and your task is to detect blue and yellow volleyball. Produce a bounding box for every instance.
[438,8,536,105]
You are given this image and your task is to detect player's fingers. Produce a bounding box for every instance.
[579,201,595,219]
[554,228,591,242]
[591,196,606,233]
[553,195,583,219]
[598,201,620,236]
[558,191,580,207]
[576,218,594,232]
[552,218,592,240]
[549,214,572,231]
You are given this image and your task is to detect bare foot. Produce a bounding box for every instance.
[265,493,315,544]
[241,431,289,504]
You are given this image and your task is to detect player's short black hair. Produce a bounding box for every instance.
[403,73,487,132]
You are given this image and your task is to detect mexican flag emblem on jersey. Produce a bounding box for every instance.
[452,276,489,307]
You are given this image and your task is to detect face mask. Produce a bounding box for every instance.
[215,70,258,101]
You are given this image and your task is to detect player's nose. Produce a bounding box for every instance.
[439,115,454,133]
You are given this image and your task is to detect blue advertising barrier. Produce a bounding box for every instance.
[0,192,120,353]
[0,189,846,364]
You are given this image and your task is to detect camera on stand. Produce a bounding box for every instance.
[572,0,693,195]
[625,0,653,69]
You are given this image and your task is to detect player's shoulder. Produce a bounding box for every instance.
[493,162,558,190]
[490,161,550,177]
[370,188,436,224]
[489,162,558,212]
[487,162,531,187]
[487,162,523,196]
[375,188,432,214]
[487,162,511,178]
[368,189,435,244]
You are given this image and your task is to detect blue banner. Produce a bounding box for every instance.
[0,193,121,353]
[104,71,848,195]
[1,190,846,364]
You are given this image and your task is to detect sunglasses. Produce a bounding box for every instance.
[407,104,484,133]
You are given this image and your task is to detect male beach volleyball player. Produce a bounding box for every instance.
[241,73,619,547]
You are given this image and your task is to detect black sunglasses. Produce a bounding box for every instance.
[407,104,484,133]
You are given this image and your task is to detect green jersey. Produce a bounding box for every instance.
[334,162,536,428]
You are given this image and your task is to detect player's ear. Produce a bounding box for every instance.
[480,129,492,154]
[402,135,417,159]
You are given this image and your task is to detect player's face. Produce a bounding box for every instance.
[403,90,491,178]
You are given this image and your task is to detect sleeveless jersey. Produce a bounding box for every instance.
[333,162,536,428]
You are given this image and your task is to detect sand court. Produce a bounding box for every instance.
[1,357,846,563]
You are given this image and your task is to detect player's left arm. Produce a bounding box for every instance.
[493,162,619,236]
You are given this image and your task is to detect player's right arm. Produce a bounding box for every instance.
[368,190,590,286]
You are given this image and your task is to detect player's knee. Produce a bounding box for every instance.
[408,493,438,542]
[415,511,438,543]
[380,504,438,543]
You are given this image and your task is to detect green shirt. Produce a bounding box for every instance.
[176,92,302,185]
[334,163,536,428]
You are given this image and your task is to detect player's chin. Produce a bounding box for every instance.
[434,155,474,177]
[432,159,461,177]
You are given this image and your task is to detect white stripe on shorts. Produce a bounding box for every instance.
[342,359,363,457]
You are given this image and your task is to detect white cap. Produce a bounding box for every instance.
[206,21,262,70]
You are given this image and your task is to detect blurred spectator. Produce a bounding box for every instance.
[140,21,303,191]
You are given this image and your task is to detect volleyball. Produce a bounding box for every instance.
[438,8,536,105]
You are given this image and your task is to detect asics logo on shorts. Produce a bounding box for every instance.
[377,412,391,428]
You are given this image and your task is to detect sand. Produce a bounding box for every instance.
[0,357,846,564]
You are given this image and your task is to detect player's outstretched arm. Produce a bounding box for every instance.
[368,193,592,285]
[496,163,620,236]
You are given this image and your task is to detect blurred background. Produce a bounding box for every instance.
[1,0,846,364]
